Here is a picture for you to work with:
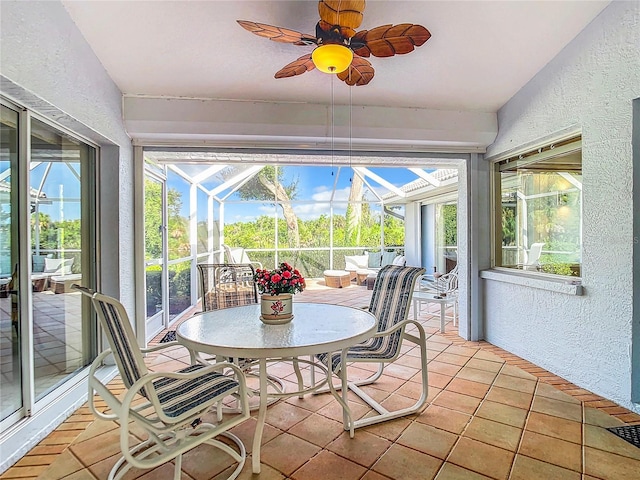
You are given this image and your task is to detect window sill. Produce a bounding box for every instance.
[480,268,583,295]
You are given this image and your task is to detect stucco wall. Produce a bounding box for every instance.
[484,1,640,412]
[0,0,134,309]
[0,1,134,468]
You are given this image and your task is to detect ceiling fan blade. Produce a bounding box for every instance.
[352,24,431,57]
[237,20,317,45]
[318,0,365,38]
[337,56,374,86]
[274,54,316,79]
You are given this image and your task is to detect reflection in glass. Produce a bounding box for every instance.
[435,203,457,273]
[30,117,93,400]
[166,170,190,261]
[145,177,164,320]
[499,148,582,276]
[0,104,21,422]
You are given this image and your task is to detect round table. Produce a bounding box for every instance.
[177,303,376,473]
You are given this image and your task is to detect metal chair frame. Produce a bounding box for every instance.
[313,265,428,435]
[74,285,250,480]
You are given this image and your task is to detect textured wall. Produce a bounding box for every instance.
[0,1,134,466]
[0,0,134,310]
[485,1,640,412]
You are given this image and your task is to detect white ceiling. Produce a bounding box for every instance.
[62,0,610,113]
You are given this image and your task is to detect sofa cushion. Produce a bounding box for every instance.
[32,255,47,273]
[391,255,406,266]
[367,252,382,268]
[381,250,397,267]
[44,258,74,275]
[344,255,369,270]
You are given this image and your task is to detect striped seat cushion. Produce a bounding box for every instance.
[152,364,239,418]
[317,265,424,373]
[317,331,403,372]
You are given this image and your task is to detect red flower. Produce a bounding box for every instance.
[253,262,305,295]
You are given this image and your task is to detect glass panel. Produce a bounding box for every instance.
[212,164,267,200]
[166,170,190,261]
[435,203,457,273]
[196,188,208,255]
[144,177,164,320]
[224,202,276,261]
[276,165,337,201]
[360,202,383,249]
[0,104,21,422]
[168,260,191,320]
[30,117,92,400]
[298,203,331,249]
[499,148,582,276]
[384,204,405,250]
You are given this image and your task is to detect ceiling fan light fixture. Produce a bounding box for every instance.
[312,44,353,74]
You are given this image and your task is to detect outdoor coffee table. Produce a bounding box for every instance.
[177,303,376,474]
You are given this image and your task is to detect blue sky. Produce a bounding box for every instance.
[24,162,420,224]
[167,165,419,223]
[29,162,82,222]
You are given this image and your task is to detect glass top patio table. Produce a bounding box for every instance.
[177,303,376,359]
[176,302,376,474]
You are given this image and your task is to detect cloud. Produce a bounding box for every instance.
[311,186,352,202]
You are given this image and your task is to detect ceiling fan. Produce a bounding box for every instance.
[237,0,431,86]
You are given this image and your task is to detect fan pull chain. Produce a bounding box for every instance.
[349,76,353,183]
[331,73,334,176]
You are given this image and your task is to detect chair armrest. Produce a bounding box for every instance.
[122,361,249,423]
[141,342,180,354]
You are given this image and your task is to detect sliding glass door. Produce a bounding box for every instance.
[0,99,97,431]
[0,104,21,424]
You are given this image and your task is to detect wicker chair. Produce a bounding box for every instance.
[196,264,287,406]
[73,285,249,480]
[316,265,428,435]
[198,263,258,311]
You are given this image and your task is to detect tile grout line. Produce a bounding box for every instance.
[505,376,540,480]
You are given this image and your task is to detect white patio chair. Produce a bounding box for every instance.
[316,265,428,435]
[419,263,459,293]
[222,244,263,270]
[73,285,250,480]
[417,267,459,325]
[523,242,545,271]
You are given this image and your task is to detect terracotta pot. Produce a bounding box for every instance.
[260,293,293,324]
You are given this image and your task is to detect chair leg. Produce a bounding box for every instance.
[312,363,384,395]
[292,357,304,399]
[341,337,429,431]
[173,453,182,480]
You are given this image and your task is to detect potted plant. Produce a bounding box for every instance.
[254,262,305,324]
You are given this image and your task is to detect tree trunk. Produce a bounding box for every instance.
[345,174,364,246]
[257,175,300,248]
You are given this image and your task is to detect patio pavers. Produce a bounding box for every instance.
[2,279,640,480]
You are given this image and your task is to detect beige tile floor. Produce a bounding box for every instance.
[2,279,640,479]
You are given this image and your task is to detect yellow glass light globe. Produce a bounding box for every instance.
[311,44,353,74]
